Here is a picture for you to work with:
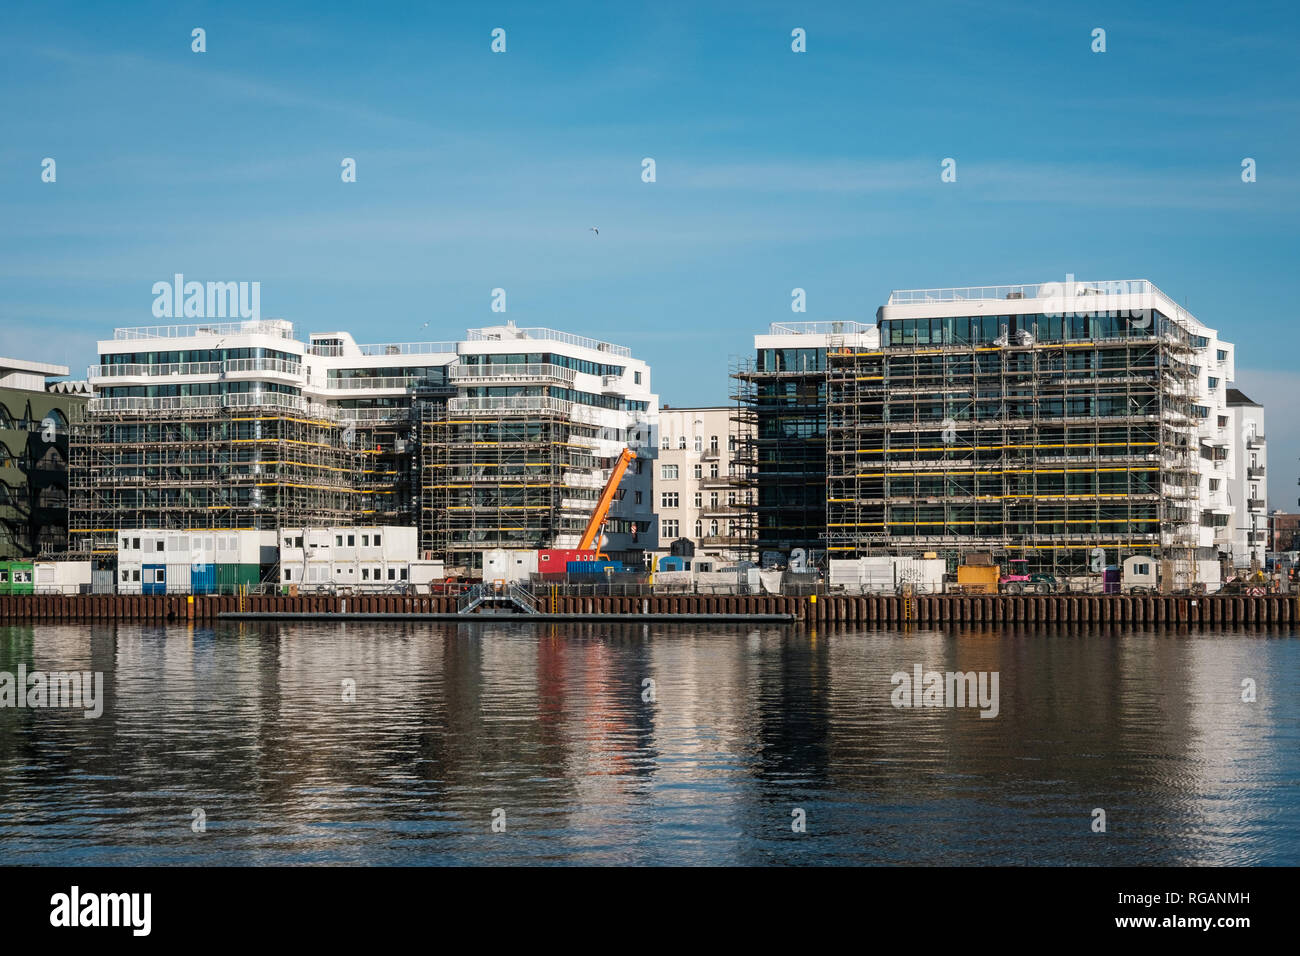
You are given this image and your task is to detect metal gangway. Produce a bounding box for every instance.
[457,582,540,615]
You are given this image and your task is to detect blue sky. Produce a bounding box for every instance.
[1,0,1297,499]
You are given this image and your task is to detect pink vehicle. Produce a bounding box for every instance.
[1000,559,1057,594]
[1000,559,1033,594]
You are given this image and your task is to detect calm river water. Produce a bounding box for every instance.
[1,621,1296,865]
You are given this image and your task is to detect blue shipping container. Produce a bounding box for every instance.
[566,560,625,574]
[191,563,216,595]
[142,564,167,596]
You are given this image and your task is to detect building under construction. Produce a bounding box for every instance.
[824,281,1217,582]
[731,322,879,563]
[67,321,660,569]
[421,397,606,570]
[68,395,360,555]
[420,328,658,573]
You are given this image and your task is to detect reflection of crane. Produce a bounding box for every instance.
[578,448,636,557]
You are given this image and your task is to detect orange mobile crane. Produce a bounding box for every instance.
[577,448,637,558]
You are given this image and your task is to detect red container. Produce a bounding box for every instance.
[537,548,596,571]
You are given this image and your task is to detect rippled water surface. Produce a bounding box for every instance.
[1,621,1296,865]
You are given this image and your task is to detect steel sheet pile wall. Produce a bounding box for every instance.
[0,593,1296,626]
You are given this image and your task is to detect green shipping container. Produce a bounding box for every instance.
[0,561,35,595]
[215,564,261,594]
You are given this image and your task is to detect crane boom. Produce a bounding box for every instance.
[578,448,637,552]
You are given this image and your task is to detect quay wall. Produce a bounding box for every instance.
[1,593,1298,628]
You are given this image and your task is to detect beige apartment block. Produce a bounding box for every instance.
[653,405,753,563]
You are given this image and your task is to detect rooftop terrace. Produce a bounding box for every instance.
[466,323,632,358]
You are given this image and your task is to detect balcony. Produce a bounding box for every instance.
[89,357,302,380]
[1248,498,1266,511]
[357,342,457,356]
[1246,434,1266,449]
[325,375,427,391]
[449,363,577,386]
[1247,466,1266,480]
[446,396,573,417]
[87,391,317,416]
[698,535,749,547]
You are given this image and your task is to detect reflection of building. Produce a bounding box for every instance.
[0,358,87,558]
[1224,389,1266,568]
[653,406,753,562]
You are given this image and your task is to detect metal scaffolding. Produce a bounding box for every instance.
[419,397,609,572]
[730,352,828,561]
[823,323,1202,580]
[67,400,361,555]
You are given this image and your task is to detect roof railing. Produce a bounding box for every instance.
[112,320,296,340]
[465,326,632,358]
[766,321,875,335]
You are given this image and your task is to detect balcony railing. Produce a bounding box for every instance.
[356,342,458,356]
[767,320,875,336]
[325,376,430,390]
[448,363,577,385]
[89,358,302,379]
[1247,498,1266,511]
[886,280,1157,305]
[446,396,573,417]
[1247,466,1266,480]
[698,535,749,547]
[87,391,319,415]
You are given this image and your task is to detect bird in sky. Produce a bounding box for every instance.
[589,226,599,236]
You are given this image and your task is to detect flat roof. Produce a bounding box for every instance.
[0,356,70,377]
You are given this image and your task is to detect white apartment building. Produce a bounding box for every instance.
[75,318,658,571]
[1224,389,1267,568]
[428,323,658,569]
[815,279,1254,586]
[653,405,753,562]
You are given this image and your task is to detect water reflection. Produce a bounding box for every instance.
[0,622,1295,865]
